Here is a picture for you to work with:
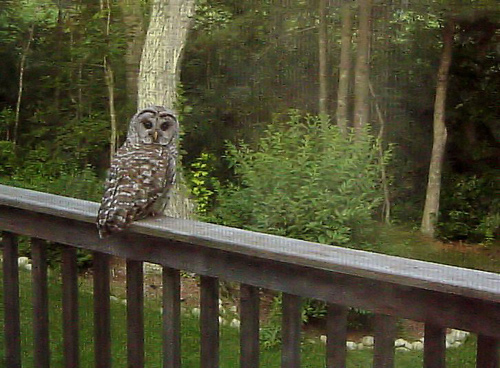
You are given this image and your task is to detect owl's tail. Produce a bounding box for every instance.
[96,207,130,238]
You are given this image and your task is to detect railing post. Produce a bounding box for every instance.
[423,323,446,368]
[200,275,219,368]
[373,314,397,368]
[62,245,80,368]
[163,267,181,368]
[477,335,499,368]
[31,238,50,368]
[127,260,145,368]
[240,284,260,368]
[2,232,21,368]
[281,293,301,368]
[326,303,348,368]
[93,252,111,368]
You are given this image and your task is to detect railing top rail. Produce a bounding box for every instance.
[1,184,499,303]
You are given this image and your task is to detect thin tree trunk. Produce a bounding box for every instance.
[101,0,118,160]
[138,0,196,109]
[119,0,145,108]
[421,20,455,238]
[369,81,391,223]
[353,0,372,138]
[318,0,328,116]
[138,0,196,219]
[336,1,353,136]
[13,24,35,144]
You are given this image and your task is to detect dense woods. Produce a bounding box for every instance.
[0,0,498,245]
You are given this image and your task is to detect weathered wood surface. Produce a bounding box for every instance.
[93,252,111,368]
[423,324,446,368]
[373,314,397,368]
[326,304,348,368]
[127,260,144,368]
[31,238,50,368]
[62,245,80,368]
[162,267,181,368]
[1,184,498,304]
[477,335,499,368]
[200,276,219,368]
[281,293,301,368]
[240,284,260,368]
[2,232,22,368]
[1,205,499,337]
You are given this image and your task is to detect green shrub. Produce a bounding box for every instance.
[215,112,389,246]
[438,174,499,242]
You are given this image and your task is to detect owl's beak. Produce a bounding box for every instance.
[153,130,159,141]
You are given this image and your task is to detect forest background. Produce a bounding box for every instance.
[0,0,498,254]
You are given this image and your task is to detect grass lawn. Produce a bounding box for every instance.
[0,266,480,367]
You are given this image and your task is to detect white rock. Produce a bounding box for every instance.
[18,257,29,266]
[396,346,411,352]
[394,338,407,347]
[218,299,223,307]
[229,305,238,313]
[446,341,452,349]
[346,341,357,350]
[121,299,127,305]
[446,333,456,345]
[411,341,424,351]
[451,329,469,341]
[110,296,120,302]
[361,335,374,347]
[24,263,32,271]
[143,262,162,274]
[320,335,327,344]
[357,343,365,350]
[218,316,224,324]
[192,307,200,317]
[230,319,240,328]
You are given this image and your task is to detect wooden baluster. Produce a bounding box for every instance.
[373,314,397,368]
[2,232,21,368]
[93,252,111,368]
[281,293,301,368]
[240,284,260,368]
[62,245,79,368]
[200,276,219,368]
[477,335,499,368]
[423,324,446,368]
[127,260,144,367]
[163,267,181,368]
[32,238,50,368]
[326,303,348,368]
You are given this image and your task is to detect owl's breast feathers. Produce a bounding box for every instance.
[97,142,175,238]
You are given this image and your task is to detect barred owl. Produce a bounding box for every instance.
[97,106,178,238]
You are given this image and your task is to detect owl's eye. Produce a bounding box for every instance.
[160,121,171,131]
[142,121,153,129]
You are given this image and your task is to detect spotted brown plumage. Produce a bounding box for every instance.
[97,106,178,238]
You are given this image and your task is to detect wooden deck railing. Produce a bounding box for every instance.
[0,184,499,367]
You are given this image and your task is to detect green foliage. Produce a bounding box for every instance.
[438,174,499,242]
[215,112,389,246]
[187,152,220,218]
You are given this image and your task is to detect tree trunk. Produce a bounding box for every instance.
[336,1,353,136]
[352,0,372,138]
[12,24,35,144]
[138,0,196,219]
[318,0,328,116]
[421,20,455,238]
[119,0,145,108]
[138,0,196,110]
[101,0,118,160]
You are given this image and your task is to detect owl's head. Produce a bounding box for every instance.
[128,106,178,146]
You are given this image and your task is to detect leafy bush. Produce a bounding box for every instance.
[215,112,389,246]
[438,174,499,242]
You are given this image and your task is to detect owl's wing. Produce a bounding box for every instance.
[96,145,170,238]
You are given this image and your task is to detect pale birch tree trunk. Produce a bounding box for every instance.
[138,0,196,219]
[352,0,372,138]
[100,0,118,160]
[336,1,353,136]
[12,24,35,144]
[318,0,328,116]
[421,20,455,237]
[138,0,195,110]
